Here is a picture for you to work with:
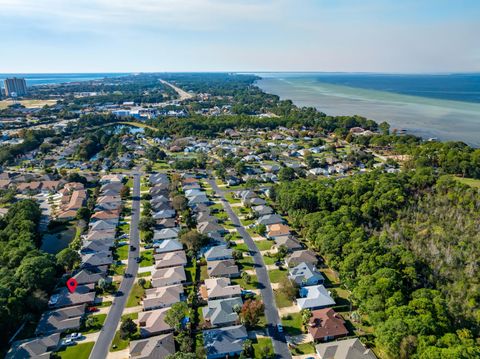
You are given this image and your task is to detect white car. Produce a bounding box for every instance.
[62,338,75,346]
[69,333,82,340]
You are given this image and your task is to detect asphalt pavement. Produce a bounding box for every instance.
[208,179,292,359]
[89,172,141,359]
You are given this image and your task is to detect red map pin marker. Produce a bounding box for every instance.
[66,278,78,293]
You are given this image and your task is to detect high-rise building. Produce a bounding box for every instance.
[4,77,28,97]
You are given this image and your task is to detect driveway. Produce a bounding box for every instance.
[89,172,142,359]
[209,178,292,359]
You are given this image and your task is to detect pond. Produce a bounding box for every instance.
[40,224,76,254]
[110,124,145,134]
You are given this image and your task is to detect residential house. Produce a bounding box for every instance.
[204,245,233,262]
[73,265,108,285]
[153,239,183,254]
[143,284,185,310]
[315,338,377,359]
[153,228,179,241]
[6,333,60,359]
[308,308,349,342]
[138,308,173,337]
[267,223,291,239]
[151,266,186,287]
[48,284,96,309]
[274,235,303,252]
[35,304,86,335]
[129,333,175,359]
[257,214,284,226]
[289,262,325,287]
[207,259,240,278]
[203,325,248,359]
[297,285,335,310]
[286,249,318,268]
[202,297,243,328]
[154,251,187,269]
[201,278,241,300]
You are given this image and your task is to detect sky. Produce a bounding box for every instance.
[0,0,479,73]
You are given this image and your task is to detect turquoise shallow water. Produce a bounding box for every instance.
[255,74,480,147]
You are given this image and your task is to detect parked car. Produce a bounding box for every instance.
[62,338,75,346]
[86,306,98,313]
[136,257,141,263]
[69,333,82,340]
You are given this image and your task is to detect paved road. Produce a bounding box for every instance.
[89,172,141,359]
[209,178,292,359]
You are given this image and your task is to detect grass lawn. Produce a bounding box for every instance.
[116,244,129,260]
[126,283,146,307]
[57,342,94,359]
[255,240,273,251]
[185,263,197,283]
[281,312,303,335]
[98,300,112,307]
[268,268,288,283]
[81,314,107,334]
[263,255,277,265]
[117,222,130,235]
[139,249,154,267]
[231,275,259,290]
[273,289,293,308]
[237,254,255,270]
[291,342,316,355]
[196,333,205,358]
[252,337,274,359]
[454,176,480,188]
[225,193,240,204]
[200,264,208,281]
[110,263,126,276]
[111,330,140,352]
[233,242,249,252]
[137,271,151,278]
[121,312,139,321]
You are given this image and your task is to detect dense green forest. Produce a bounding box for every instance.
[273,171,480,358]
[0,200,59,347]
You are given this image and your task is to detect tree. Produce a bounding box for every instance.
[232,250,244,260]
[279,167,296,181]
[301,309,312,330]
[240,299,264,328]
[56,247,81,271]
[176,331,194,352]
[138,278,146,288]
[242,339,254,357]
[274,245,288,262]
[139,216,155,232]
[120,185,130,200]
[179,230,209,255]
[120,318,137,339]
[280,277,298,302]
[76,206,91,221]
[172,195,188,212]
[166,354,196,359]
[164,302,189,332]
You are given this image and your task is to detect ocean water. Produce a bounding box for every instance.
[255,73,480,146]
[0,73,127,87]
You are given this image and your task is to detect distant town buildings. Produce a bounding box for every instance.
[3,77,28,97]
